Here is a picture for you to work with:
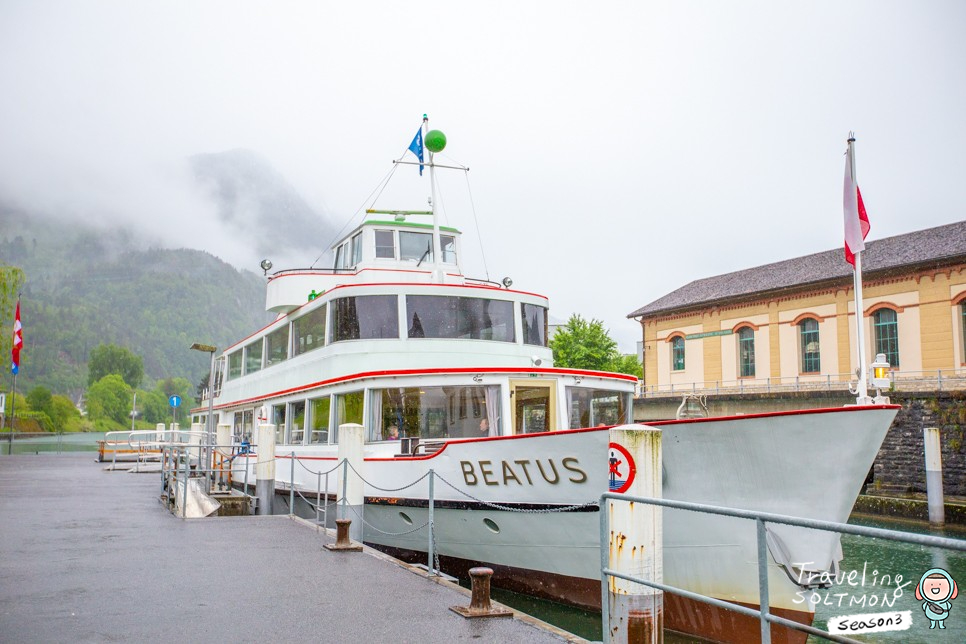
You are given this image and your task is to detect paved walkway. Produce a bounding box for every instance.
[0,454,576,643]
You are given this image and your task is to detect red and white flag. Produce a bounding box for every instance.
[843,145,871,266]
[11,300,22,375]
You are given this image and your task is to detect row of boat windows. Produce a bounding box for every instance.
[225,384,628,445]
[226,296,549,381]
[669,309,902,376]
[334,230,457,269]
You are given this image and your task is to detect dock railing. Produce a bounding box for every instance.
[599,492,966,643]
[636,368,966,398]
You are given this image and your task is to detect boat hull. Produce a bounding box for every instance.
[239,404,898,644]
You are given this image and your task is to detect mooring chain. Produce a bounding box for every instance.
[342,502,431,537]
[344,460,432,493]
[293,456,343,477]
[293,487,340,512]
[434,472,598,513]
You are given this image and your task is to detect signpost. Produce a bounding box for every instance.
[169,394,182,424]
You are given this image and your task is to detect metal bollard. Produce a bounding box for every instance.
[323,518,362,552]
[449,567,512,618]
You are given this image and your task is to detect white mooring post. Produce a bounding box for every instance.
[607,425,663,644]
[337,423,365,542]
[923,427,945,527]
[256,422,276,515]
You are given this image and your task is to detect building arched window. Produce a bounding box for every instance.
[737,327,755,377]
[671,336,685,371]
[962,303,966,363]
[872,308,899,368]
[799,318,820,373]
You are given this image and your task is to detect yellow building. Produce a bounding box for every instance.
[628,221,966,394]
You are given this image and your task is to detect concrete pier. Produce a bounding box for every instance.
[0,453,577,643]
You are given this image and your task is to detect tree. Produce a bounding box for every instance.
[550,315,618,372]
[26,386,53,418]
[549,314,641,378]
[86,374,133,425]
[88,344,144,389]
[49,395,81,431]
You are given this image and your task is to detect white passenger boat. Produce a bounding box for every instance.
[195,122,899,643]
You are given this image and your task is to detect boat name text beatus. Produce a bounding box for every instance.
[459,458,587,486]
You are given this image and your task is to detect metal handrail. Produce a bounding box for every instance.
[599,492,966,643]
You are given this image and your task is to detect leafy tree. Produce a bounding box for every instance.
[86,374,133,425]
[88,344,144,389]
[50,395,81,431]
[550,315,618,372]
[26,386,53,418]
[550,314,641,378]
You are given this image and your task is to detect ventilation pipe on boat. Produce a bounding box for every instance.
[256,422,276,515]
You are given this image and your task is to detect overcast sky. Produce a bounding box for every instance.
[2,1,964,351]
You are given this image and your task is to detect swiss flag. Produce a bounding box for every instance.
[843,145,871,266]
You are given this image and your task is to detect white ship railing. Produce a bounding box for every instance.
[636,368,966,398]
[599,492,966,644]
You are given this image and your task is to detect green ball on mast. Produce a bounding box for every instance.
[425,129,447,153]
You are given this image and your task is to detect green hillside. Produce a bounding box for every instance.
[1,208,274,400]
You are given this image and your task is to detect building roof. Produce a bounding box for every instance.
[627,220,966,319]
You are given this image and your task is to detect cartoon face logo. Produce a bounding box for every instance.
[915,567,959,629]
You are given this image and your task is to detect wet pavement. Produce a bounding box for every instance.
[0,453,577,643]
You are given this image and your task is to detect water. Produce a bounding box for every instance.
[474,515,965,643]
[1,432,106,455]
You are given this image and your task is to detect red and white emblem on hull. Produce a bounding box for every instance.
[608,442,636,493]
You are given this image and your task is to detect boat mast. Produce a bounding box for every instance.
[425,114,444,283]
[847,135,869,403]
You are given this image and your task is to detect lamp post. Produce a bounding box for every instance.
[190,342,217,492]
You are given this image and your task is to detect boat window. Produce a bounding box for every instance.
[441,235,456,264]
[334,390,364,443]
[212,356,225,397]
[514,386,550,434]
[309,396,330,444]
[368,385,501,442]
[332,295,399,342]
[266,324,290,366]
[375,230,395,259]
[351,232,363,266]
[400,231,432,262]
[244,339,263,374]
[272,404,286,444]
[333,243,343,270]
[293,304,327,356]
[287,401,306,445]
[521,303,548,346]
[242,409,254,443]
[406,296,515,342]
[566,387,627,429]
[227,351,242,380]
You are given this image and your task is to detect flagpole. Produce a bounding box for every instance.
[848,136,870,403]
[425,114,444,284]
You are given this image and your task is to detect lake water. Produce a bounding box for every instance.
[6,434,962,642]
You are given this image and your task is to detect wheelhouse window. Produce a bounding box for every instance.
[406,295,515,342]
[350,232,363,266]
[441,235,456,264]
[244,339,262,374]
[400,231,433,262]
[369,385,500,442]
[227,351,242,380]
[566,388,628,428]
[309,397,330,444]
[671,336,685,371]
[521,303,548,346]
[799,318,821,373]
[738,327,755,377]
[272,404,286,445]
[332,295,398,341]
[293,304,327,356]
[265,325,290,366]
[375,230,395,259]
[873,308,899,368]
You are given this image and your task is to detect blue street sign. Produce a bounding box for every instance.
[169,395,182,408]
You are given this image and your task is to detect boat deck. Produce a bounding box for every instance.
[0,453,576,643]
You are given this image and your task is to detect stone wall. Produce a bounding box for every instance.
[870,392,966,497]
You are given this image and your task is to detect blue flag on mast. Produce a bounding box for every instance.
[408,128,424,176]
